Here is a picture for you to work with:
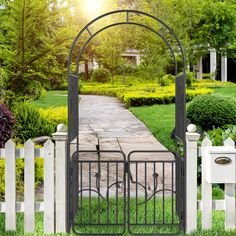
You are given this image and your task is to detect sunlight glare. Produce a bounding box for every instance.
[82,0,106,18]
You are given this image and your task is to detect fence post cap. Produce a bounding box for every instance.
[52,124,67,141]
[57,124,67,132]
[186,124,200,141]
[187,124,197,133]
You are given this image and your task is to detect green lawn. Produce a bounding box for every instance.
[130,104,175,150]
[129,85,236,150]
[1,198,235,236]
[213,86,236,99]
[30,91,68,108]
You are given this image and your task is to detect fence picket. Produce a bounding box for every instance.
[5,139,16,231]
[24,140,35,233]
[44,140,55,233]
[201,137,213,230]
[224,138,235,230]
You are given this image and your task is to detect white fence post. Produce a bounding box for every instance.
[44,139,55,234]
[52,124,68,233]
[186,124,200,234]
[5,139,16,231]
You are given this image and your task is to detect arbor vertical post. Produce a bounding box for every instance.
[185,124,200,234]
[53,124,68,233]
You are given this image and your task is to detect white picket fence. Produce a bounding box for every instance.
[0,139,54,233]
[186,126,236,234]
[0,124,235,235]
[0,124,68,234]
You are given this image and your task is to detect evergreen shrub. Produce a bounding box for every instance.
[91,68,111,83]
[187,95,236,130]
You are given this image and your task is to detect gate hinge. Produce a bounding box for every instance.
[125,161,129,174]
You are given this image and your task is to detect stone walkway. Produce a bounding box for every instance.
[77,95,175,196]
[79,95,166,151]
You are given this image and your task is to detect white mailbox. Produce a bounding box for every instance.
[203,146,236,184]
[201,137,236,231]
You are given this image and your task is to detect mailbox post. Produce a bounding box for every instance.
[201,137,236,230]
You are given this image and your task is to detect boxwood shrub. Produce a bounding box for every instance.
[187,95,236,130]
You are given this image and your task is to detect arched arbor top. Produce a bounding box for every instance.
[68,9,186,77]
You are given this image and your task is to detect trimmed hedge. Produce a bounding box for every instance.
[123,88,213,107]
[187,95,236,130]
[81,82,213,107]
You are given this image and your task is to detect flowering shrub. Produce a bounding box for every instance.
[0,104,15,148]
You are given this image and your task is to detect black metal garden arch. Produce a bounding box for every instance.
[67,9,186,235]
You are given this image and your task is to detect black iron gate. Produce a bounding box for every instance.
[67,9,186,235]
[69,148,184,235]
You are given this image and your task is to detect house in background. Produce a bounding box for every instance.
[78,49,142,74]
[121,49,141,66]
[78,47,235,83]
[78,60,99,74]
[193,49,236,83]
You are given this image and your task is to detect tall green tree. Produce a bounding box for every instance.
[0,0,73,98]
[129,0,236,72]
[192,0,236,55]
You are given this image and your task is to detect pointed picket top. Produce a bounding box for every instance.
[201,137,212,147]
[5,139,15,148]
[224,137,235,147]
[44,139,54,148]
[24,139,34,147]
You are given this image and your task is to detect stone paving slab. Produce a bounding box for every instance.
[77,95,176,195]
